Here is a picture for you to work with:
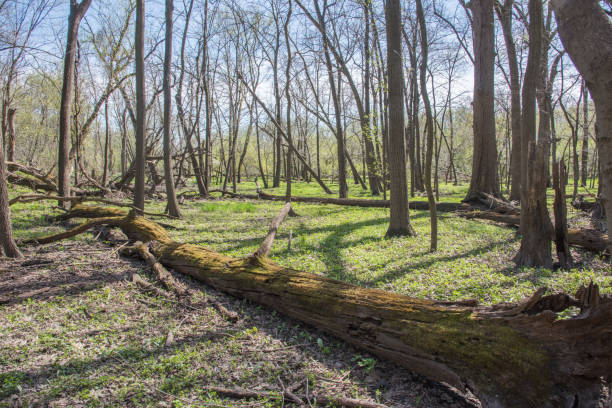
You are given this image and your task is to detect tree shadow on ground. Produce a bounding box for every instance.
[361,236,520,288]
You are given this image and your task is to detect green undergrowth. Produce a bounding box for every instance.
[2,181,610,407]
[7,182,610,305]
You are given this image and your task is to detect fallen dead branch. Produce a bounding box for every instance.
[122,242,238,321]
[20,204,612,407]
[7,161,58,191]
[213,189,465,212]
[206,386,388,408]
[252,202,292,258]
[459,209,609,253]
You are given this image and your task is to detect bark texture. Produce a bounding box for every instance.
[552,160,572,268]
[29,205,612,407]
[6,108,15,162]
[162,0,182,218]
[385,0,415,237]
[0,133,21,257]
[58,0,92,206]
[416,0,437,249]
[465,0,499,201]
[495,0,521,201]
[515,0,553,268]
[552,0,612,254]
[133,0,146,211]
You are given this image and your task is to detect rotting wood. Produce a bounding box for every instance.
[6,162,58,191]
[553,161,572,268]
[23,205,612,407]
[122,242,188,296]
[122,241,238,321]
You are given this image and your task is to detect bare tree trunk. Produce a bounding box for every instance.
[385,0,415,238]
[495,0,522,201]
[466,0,499,201]
[552,160,572,268]
[133,0,146,211]
[552,0,612,253]
[416,0,437,250]
[318,8,347,198]
[58,0,92,207]
[272,7,282,189]
[0,130,21,258]
[121,108,127,177]
[102,100,110,186]
[6,108,15,162]
[514,0,553,268]
[284,1,293,201]
[163,0,181,218]
[581,81,589,186]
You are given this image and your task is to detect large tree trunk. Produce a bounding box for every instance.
[551,0,612,253]
[283,3,293,201]
[514,0,553,268]
[58,0,92,207]
[416,0,437,249]
[384,0,415,237]
[162,0,181,218]
[0,130,21,258]
[133,0,146,211]
[495,0,521,202]
[31,205,612,407]
[320,20,348,198]
[465,0,499,202]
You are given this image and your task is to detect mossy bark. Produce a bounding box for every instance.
[32,205,612,407]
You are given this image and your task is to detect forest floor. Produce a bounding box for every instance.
[1,181,610,407]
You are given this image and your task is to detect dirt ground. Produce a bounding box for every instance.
[0,235,479,407]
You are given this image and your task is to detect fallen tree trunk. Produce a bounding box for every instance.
[212,190,465,212]
[7,171,57,193]
[6,162,58,191]
[24,204,612,407]
[460,210,609,253]
[9,195,176,219]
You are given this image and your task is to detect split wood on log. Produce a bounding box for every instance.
[24,205,612,407]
